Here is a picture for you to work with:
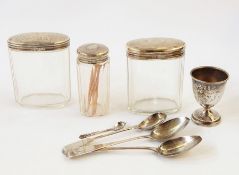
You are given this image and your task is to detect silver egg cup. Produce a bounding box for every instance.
[191,66,229,127]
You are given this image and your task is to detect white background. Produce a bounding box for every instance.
[0,0,239,174]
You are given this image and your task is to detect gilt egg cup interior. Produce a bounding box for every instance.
[191,66,229,127]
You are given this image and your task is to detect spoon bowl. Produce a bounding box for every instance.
[138,112,167,130]
[157,136,202,156]
[151,117,190,140]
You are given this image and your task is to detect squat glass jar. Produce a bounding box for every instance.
[127,37,185,114]
[77,43,110,117]
[8,32,71,108]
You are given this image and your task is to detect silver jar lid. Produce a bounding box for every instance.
[77,43,109,64]
[127,37,185,60]
[8,32,70,51]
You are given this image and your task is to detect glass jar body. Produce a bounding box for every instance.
[77,60,109,116]
[127,56,184,114]
[9,48,71,108]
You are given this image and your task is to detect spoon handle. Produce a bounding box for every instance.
[63,136,150,158]
[83,125,137,141]
[64,143,160,158]
[65,145,156,158]
[79,122,125,139]
[63,137,94,154]
[102,146,157,152]
[79,128,116,139]
[63,125,139,155]
[64,144,106,158]
[99,135,149,148]
[64,134,149,157]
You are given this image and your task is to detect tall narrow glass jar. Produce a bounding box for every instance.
[77,43,110,117]
[8,32,71,108]
[127,38,185,114]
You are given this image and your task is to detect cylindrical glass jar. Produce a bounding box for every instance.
[8,32,71,108]
[127,38,185,114]
[77,43,110,117]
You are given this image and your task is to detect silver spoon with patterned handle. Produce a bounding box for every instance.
[64,136,202,158]
[103,136,202,157]
[63,112,166,153]
[63,117,189,158]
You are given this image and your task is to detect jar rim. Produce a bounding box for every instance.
[77,43,109,64]
[127,37,185,59]
[8,32,70,51]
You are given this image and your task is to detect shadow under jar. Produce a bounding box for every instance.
[127,38,185,114]
[77,43,110,117]
[8,32,71,108]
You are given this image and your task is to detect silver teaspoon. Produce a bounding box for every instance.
[105,136,202,156]
[66,136,202,158]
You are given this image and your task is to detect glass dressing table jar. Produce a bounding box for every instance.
[8,32,71,108]
[77,43,110,117]
[127,37,185,114]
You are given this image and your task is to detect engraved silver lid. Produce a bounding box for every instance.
[77,43,109,64]
[127,37,185,60]
[8,32,70,51]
